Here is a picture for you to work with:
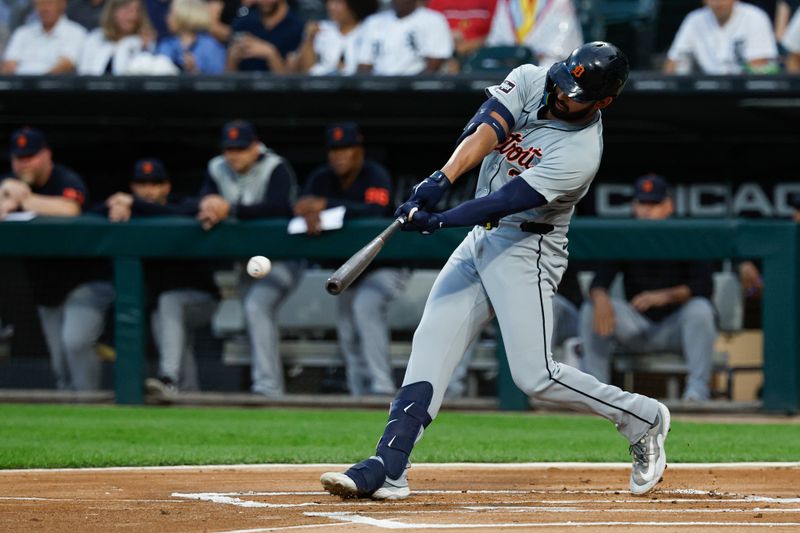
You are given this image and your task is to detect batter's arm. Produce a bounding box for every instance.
[441,120,507,184]
[405,177,546,233]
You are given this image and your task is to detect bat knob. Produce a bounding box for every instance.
[325,278,342,295]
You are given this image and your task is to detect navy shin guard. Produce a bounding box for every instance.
[376,381,434,479]
[344,456,386,495]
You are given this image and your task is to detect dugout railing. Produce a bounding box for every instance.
[0,217,797,413]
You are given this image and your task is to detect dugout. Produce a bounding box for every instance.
[0,74,799,411]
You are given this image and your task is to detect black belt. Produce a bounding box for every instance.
[482,220,554,234]
[520,221,554,234]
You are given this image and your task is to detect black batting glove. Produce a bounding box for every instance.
[401,209,446,234]
[394,170,451,220]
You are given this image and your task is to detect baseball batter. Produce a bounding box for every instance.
[321,42,670,500]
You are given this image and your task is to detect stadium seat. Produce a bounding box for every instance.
[461,46,536,73]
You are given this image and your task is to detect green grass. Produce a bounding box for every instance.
[0,404,797,468]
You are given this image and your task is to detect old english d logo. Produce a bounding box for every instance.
[642,179,654,193]
[17,135,27,148]
[572,65,585,78]
[333,127,344,141]
[228,128,239,140]
[143,161,153,174]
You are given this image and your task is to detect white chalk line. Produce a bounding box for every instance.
[215,525,350,533]
[304,512,800,529]
[172,493,318,509]
[0,496,186,503]
[2,461,798,474]
[456,506,800,514]
[170,489,800,508]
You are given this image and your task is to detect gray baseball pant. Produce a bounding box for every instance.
[151,288,217,391]
[243,261,303,396]
[579,296,717,401]
[403,227,659,444]
[37,281,115,391]
[336,268,411,396]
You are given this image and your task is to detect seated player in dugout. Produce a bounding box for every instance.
[197,120,302,397]
[0,127,114,391]
[93,158,217,397]
[578,174,717,402]
[294,122,410,396]
[321,42,671,500]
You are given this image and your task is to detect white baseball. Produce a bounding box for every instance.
[247,256,272,278]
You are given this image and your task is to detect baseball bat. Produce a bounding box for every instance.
[325,210,415,295]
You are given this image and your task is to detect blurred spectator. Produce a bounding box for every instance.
[78,0,153,74]
[288,0,378,75]
[197,120,301,397]
[2,0,87,74]
[782,6,800,71]
[156,0,226,73]
[142,0,170,42]
[67,0,105,30]
[290,0,325,20]
[95,158,216,398]
[485,0,582,67]
[208,0,249,43]
[227,0,303,72]
[428,0,497,66]
[1,0,37,52]
[0,127,114,391]
[294,122,409,396]
[357,0,453,75]
[749,0,798,41]
[578,175,717,402]
[664,0,778,74]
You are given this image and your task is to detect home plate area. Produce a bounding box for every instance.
[2,464,800,532]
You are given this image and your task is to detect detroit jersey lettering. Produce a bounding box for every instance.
[476,65,603,228]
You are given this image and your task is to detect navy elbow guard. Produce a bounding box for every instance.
[456,97,516,146]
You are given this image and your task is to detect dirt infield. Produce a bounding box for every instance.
[1,464,799,532]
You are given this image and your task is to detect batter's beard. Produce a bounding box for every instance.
[547,97,594,122]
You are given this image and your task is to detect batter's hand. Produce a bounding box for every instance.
[402,209,444,234]
[394,170,451,220]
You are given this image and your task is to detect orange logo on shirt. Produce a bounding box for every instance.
[365,187,389,206]
[62,188,85,206]
[572,65,585,78]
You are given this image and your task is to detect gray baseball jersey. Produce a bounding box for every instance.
[402,65,661,445]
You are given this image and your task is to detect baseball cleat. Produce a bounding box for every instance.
[372,464,411,500]
[629,401,671,495]
[320,472,360,499]
[145,376,178,400]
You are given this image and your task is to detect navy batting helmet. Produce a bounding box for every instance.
[546,41,630,103]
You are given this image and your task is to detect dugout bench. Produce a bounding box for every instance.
[214,269,497,397]
[0,217,797,413]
